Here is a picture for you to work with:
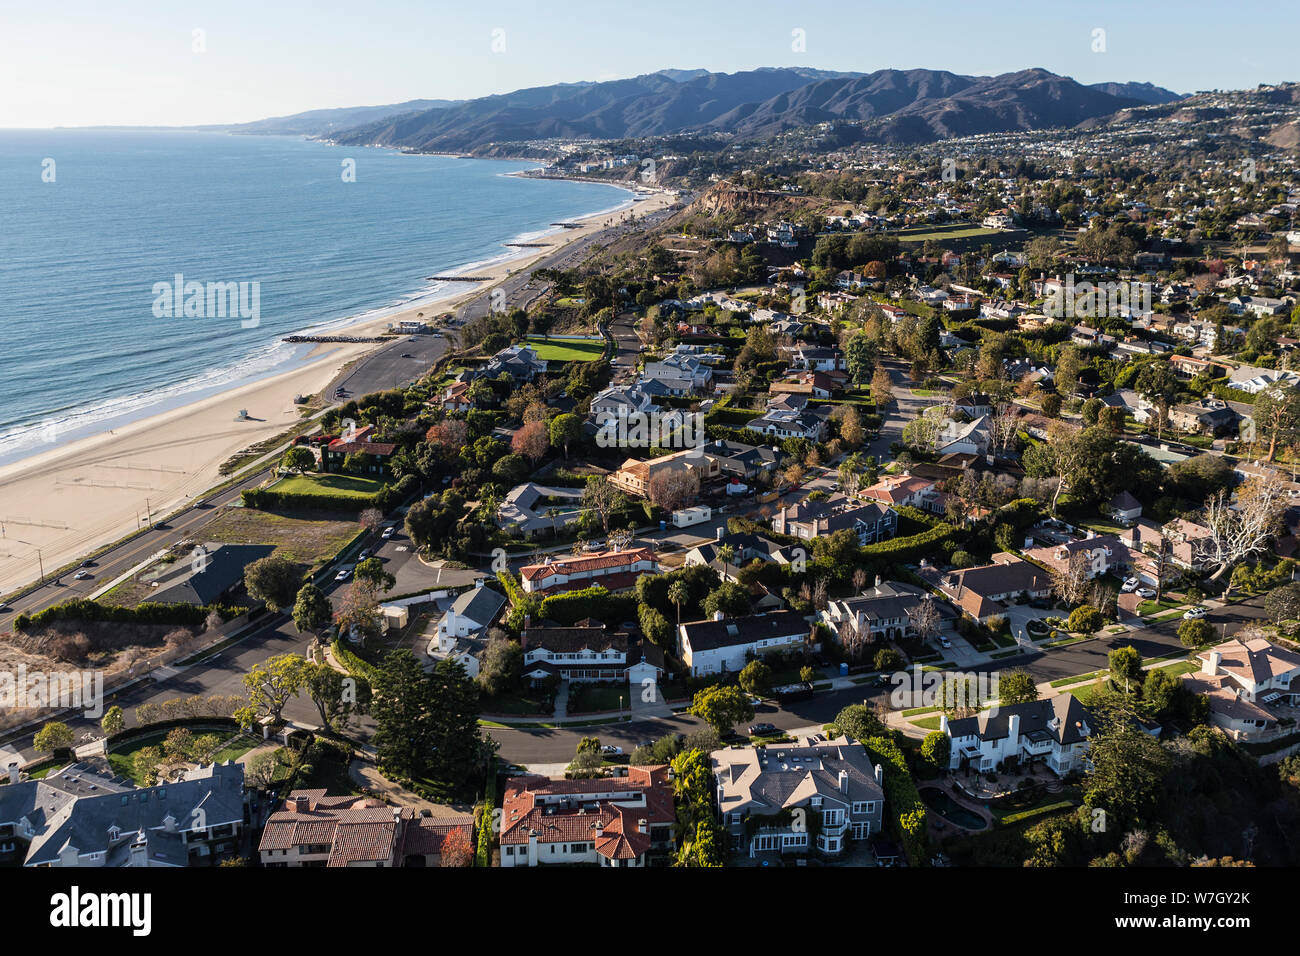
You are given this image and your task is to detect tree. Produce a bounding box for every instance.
[292,582,333,635]
[478,637,523,696]
[871,365,894,407]
[1052,551,1093,606]
[426,418,469,452]
[359,507,385,533]
[372,649,436,781]
[164,727,194,761]
[838,406,865,448]
[33,721,74,755]
[549,413,583,459]
[353,557,396,594]
[245,750,279,790]
[334,583,383,642]
[304,661,371,730]
[581,476,624,535]
[426,657,487,788]
[906,596,941,644]
[1082,690,1170,828]
[1178,618,1213,649]
[702,582,749,618]
[101,705,125,737]
[1067,605,1103,635]
[1202,473,1288,583]
[1136,362,1180,442]
[648,468,700,512]
[920,731,950,771]
[666,579,690,629]
[687,685,754,736]
[235,654,308,727]
[1249,381,1300,462]
[830,703,885,742]
[873,648,904,672]
[1265,581,1300,625]
[512,420,550,462]
[998,668,1039,705]
[902,415,941,453]
[281,445,316,474]
[243,555,302,612]
[1108,646,1144,691]
[738,660,773,697]
[440,827,474,867]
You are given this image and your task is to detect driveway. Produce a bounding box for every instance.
[1001,605,1057,645]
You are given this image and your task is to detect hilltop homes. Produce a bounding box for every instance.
[922,552,1053,622]
[1181,636,1300,739]
[260,791,473,868]
[771,494,898,545]
[678,609,812,676]
[820,580,930,643]
[498,768,676,868]
[519,548,660,594]
[711,735,886,858]
[943,696,1095,776]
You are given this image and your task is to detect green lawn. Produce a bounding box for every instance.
[911,716,944,730]
[568,685,628,713]
[1136,597,1182,616]
[273,473,385,499]
[525,336,606,362]
[892,225,1003,243]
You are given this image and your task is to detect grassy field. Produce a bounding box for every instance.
[201,508,360,567]
[892,225,1004,243]
[525,336,605,362]
[273,474,385,499]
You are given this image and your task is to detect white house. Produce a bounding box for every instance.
[678,610,812,676]
[944,697,1095,776]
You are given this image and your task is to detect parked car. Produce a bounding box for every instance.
[1121,577,1139,592]
[381,526,396,539]
[1183,606,1207,620]
[1135,587,1156,598]
[335,568,352,582]
[938,637,953,649]
[599,745,623,755]
[748,722,778,736]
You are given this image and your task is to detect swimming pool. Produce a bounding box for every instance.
[920,787,988,830]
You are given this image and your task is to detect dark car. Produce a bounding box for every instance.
[748,722,778,736]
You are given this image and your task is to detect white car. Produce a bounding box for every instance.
[73,570,91,580]
[600,745,623,755]
[1183,606,1207,620]
[335,568,352,582]
[1120,577,1139,593]
[1135,587,1156,599]
[938,637,953,649]
[381,526,396,539]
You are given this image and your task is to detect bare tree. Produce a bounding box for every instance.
[1052,551,1092,607]
[648,468,700,513]
[852,567,868,595]
[990,403,1021,455]
[907,595,941,643]
[1202,473,1289,585]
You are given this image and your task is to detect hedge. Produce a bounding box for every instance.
[860,521,955,563]
[242,473,416,514]
[15,599,246,633]
[864,735,928,867]
[537,585,638,627]
[1212,384,1256,405]
[330,639,382,685]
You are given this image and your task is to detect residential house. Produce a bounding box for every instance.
[771,494,897,545]
[609,447,719,499]
[820,579,930,643]
[484,344,548,382]
[519,548,659,594]
[499,768,676,867]
[1022,534,1128,580]
[321,423,397,477]
[944,696,1095,776]
[1181,637,1300,738]
[428,582,508,677]
[936,415,992,457]
[519,622,665,689]
[860,473,942,513]
[678,609,812,676]
[922,552,1054,622]
[712,736,885,858]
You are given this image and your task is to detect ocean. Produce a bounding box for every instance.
[0,129,633,466]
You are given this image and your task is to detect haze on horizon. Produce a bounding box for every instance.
[2,0,1293,130]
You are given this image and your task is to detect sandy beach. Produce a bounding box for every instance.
[0,187,674,596]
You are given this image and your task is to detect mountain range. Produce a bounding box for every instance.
[226,67,1184,148]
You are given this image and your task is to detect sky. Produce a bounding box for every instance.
[2,0,1294,128]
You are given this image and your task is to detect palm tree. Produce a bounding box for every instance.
[667,580,689,630]
[717,544,737,582]
[546,507,561,540]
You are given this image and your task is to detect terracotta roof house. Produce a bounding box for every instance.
[498,767,675,868]
[711,735,885,858]
[860,474,941,512]
[259,790,473,867]
[518,548,659,594]
[322,423,397,477]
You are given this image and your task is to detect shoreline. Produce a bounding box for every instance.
[0,186,673,597]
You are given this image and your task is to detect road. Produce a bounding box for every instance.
[484,594,1271,767]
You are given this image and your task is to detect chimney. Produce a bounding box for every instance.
[1203,651,1221,676]
[637,818,648,834]
[1007,713,1021,746]
[716,526,723,541]
[838,770,849,793]
[290,794,310,813]
[162,814,177,833]
[874,764,883,785]
[7,762,18,785]
[939,713,949,734]
[129,831,148,867]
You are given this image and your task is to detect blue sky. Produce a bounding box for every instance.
[2,0,1292,127]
